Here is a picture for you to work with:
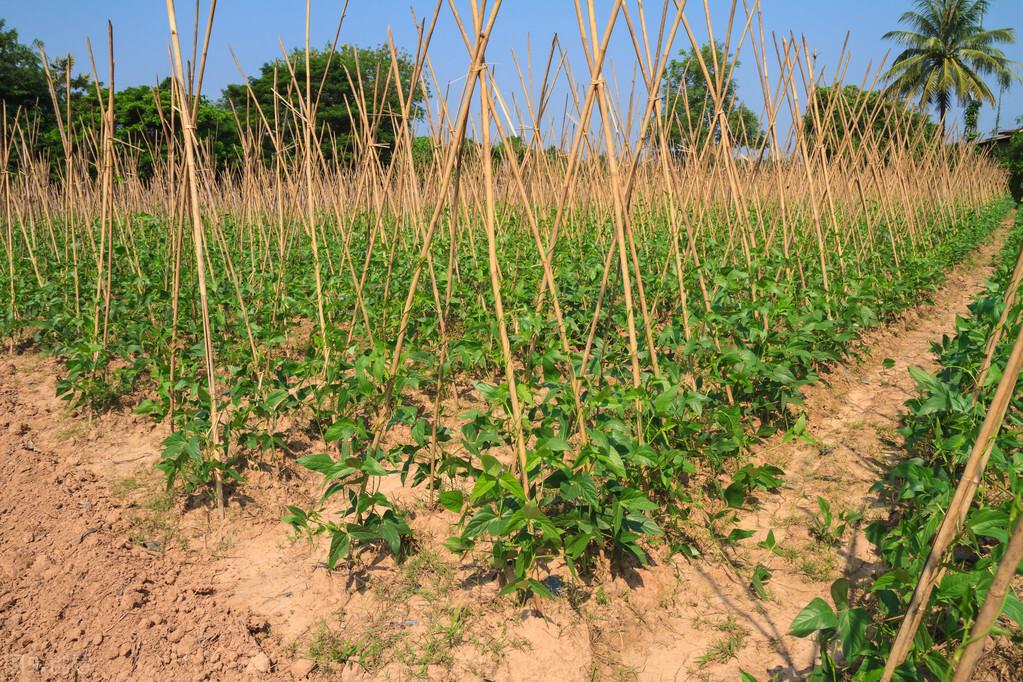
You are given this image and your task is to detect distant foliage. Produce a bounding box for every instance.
[659,41,763,154]
[0,18,423,177]
[0,19,47,113]
[1005,127,1023,202]
[221,45,425,165]
[0,19,235,177]
[802,85,937,159]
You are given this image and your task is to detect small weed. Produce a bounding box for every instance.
[55,423,85,442]
[795,542,839,582]
[697,615,749,666]
[111,476,143,499]
[307,621,391,671]
[142,489,176,513]
[395,547,455,603]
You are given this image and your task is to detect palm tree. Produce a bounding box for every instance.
[883,0,1020,134]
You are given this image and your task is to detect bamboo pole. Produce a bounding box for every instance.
[950,509,1023,682]
[164,0,224,518]
[883,319,1023,679]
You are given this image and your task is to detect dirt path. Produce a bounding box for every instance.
[605,215,1015,681]
[0,215,1012,682]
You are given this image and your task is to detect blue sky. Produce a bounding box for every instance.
[5,1,1021,141]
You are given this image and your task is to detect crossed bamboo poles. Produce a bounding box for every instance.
[1,2,1016,672]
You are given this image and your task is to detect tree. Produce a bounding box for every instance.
[222,44,424,165]
[659,41,762,153]
[1004,118,1023,203]
[492,134,526,164]
[0,19,47,115]
[70,79,241,177]
[0,20,92,169]
[883,0,1020,133]
[802,85,937,158]
[963,97,981,139]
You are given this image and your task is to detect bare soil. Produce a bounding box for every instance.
[0,216,1014,681]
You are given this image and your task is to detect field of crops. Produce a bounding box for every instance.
[1,0,1022,680]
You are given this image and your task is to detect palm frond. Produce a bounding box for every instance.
[881,0,1020,122]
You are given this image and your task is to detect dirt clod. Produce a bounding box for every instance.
[247,651,272,674]
[289,658,315,679]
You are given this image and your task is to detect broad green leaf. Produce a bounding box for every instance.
[438,490,464,513]
[724,481,746,508]
[324,418,358,442]
[327,532,351,569]
[540,437,572,453]
[470,476,497,502]
[838,607,869,659]
[830,578,850,612]
[789,598,837,637]
[297,453,337,475]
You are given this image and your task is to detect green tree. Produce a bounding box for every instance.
[1005,118,1023,203]
[492,134,526,164]
[883,0,1020,133]
[409,135,437,171]
[659,41,762,153]
[803,85,937,158]
[70,79,241,177]
[222,44,424,165]
[963,97,981,139]
[0,21,92,168]
[0,19,47,115]
[1,17,241,177]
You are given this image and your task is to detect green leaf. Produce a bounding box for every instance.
[324,418,358,442]
[908,365,941,392]
[282,505,308,529]
[438,490,464,513]
[969,508,1009,543]
[751,564,772,600]
[327,532,351,569]
[789,598,837,637]
[297,453,337,475]
[377,521,402,554]
[830,578,850,612]
[838,607,869,659]
[539,437,572,453]
[1003,591,1023,628]
[758,529,778,553]
[653,384,679,415]
[601,449,627,479]
[470,476,497,502]
[724,481,747,508]
[264,388,290,411]
[359,455,389,477]
[522,501,545,521]
[463,507,497,540]
[444,535,470,554]
[479,454,503,476]
[727,528,755,544]
[133,398,161,415]
[498,472,527,502]
[528,578,555,600]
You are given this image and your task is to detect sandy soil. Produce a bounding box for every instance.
[0,214,1014,681]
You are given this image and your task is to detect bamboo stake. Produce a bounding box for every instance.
[883,319,1023,679]
[165,0,224,518]
[950,508,1023,682]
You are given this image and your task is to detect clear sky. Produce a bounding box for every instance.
[4,1,1022,141]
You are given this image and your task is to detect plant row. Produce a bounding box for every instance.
[792,208,1023,680]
